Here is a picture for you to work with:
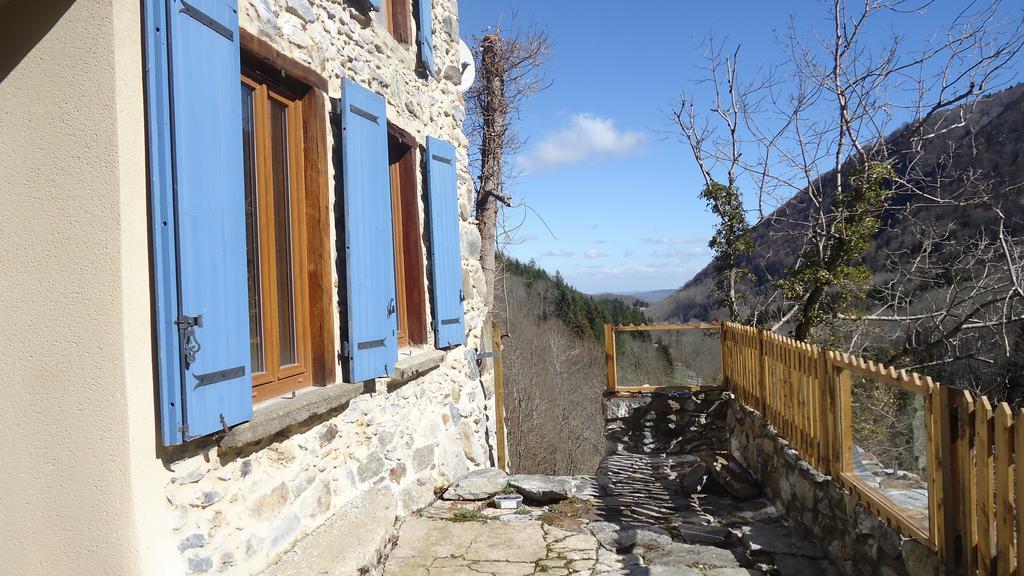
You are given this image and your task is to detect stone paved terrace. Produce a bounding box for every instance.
[266,388,942,576]
[380,481,837,575]
[383,517,626,575]
[375,390,839,576]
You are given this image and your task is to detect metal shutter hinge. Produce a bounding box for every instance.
[175,314,203,365]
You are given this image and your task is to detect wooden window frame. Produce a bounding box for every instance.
[241,31,335,399]
[383,0,413,45]
[388,125,427,347]
[243,76,313,402]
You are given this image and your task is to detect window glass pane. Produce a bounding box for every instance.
[270,99,298,367]
[390,156,404,331]
[241,83,264,374]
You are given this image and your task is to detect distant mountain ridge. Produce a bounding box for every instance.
[651,83,1024,323]
[592,289,676,309]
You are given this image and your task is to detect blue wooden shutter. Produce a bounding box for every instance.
[144,0,252,445]
[340,79,399,382]
[425,137,465,348]
[417,0,435,76]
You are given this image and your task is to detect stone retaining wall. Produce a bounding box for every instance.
[603,391,730,457]
[728,401,946,576]
[165,353,493,575]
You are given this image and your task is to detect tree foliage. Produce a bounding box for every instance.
[780,161,896,340]
[701,180,752,320]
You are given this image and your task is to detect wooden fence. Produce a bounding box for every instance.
[604,322,725,394]
[717,321,1023,575]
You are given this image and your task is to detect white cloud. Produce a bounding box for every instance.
[584,249,607,259]
[519,114,647,171]
[543,249,575,257]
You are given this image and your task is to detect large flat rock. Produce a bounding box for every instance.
[263,487,397,576]
[384,517,641,575]
[508,474,591,504]
[442,467,509,501]
[741,525,826,559]
[643,542,745,570]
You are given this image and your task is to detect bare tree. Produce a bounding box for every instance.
[672,40,755,321]
[496,272,604,475]
[466,27,550,325]
[675,1,1024,364]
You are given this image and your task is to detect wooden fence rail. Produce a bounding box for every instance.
[606,321,1023,575]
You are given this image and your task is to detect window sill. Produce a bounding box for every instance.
[219,349,445,450]
[220,382,364,450]
[389,347,445,385]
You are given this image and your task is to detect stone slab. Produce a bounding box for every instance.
[644,542,744,569]
[673,523,734,546]
[222,382,363,450]
[442,467,509,500]
[390,349,446,385]
[263,487,397,576]
[648,566,702,576]
[384,517,624,575]
[508,474,590,504]
[741,525,825,559]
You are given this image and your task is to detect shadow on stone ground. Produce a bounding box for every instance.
[380,391,839,575]
[594,391,839,575]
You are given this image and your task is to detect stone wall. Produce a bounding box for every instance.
[728,402,946,576]
[603,392,730,458]
[165,355,492,575]
[160,1,494,574]
[601,392,950,576]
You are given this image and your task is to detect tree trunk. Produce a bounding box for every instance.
[476,34,505,321]
[794,284,826,341]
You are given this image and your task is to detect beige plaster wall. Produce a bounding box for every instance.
[0,0,176,574]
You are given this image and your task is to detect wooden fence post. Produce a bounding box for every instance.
[958,391,977,576]
[937,385,961,567]
[758,330,768,417]
[923,378,944,554]
[976,396,995,575]
[1016,408,1024,576]
[994,403,1015,575]
[818,346,832,477]
[492,323,507,472]
[719,322,728,392]
[604,324,617,394]
[834,360,853,475]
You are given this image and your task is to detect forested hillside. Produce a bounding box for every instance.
[653,84,1024,324]
[494,256,654,475]
[501,258,649,338]
[494,256,724,474]
[593,289,676,309]
[652,83,1024,401]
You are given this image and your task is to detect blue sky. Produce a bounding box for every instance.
[457,1,1024,294]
